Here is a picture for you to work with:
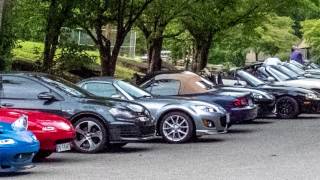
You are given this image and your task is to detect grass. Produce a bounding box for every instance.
[12,41,137,80]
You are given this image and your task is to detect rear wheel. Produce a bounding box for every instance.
[160,112,194,143]
[276,96,299,119]
[73,117,107,153]
[34,151,52,161]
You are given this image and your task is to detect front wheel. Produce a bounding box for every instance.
[160,112,194,143]
[275,96,299,119]
[73,117,108,153]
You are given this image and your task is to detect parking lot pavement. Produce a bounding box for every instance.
[2,115,320,180]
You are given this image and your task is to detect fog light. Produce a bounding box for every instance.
[202,120,215,128]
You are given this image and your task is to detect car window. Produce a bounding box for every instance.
[275,66,299,79]
[146,79,180,96]
[267,67,290,81]
[83,82,123,98]
[2,76,50,99]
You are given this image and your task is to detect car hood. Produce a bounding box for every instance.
[273,79,320,90]
[261,84,316,94]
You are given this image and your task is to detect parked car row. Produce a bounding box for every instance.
[2,61,320,172]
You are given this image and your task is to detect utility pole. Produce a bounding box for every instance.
[0,0,5,31]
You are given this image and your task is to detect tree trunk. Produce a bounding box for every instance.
[192,33,213,72]
[0,0,5,31]
[148,36,163,73]
[42,0,58,72]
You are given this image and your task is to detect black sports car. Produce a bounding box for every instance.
[0,73,155,153]
[225,70,320,118]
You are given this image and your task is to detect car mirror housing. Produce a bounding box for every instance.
[38,92,55,100]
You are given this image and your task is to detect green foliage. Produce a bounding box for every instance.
[55,42,96,71]
[250,15,299,57]
[302,19,320,62]
[11,0,47,41]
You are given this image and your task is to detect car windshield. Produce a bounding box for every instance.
[285,63,305,75]
[116,80,152,99]
[310,63,320,69]
[37,75,92,98]
[237,70,265,87]
[268,67,291,81]
[275,66,300,79]
[198,77,217,90]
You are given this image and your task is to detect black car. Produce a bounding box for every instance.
[0,73,155,153]
[225,70,320,118]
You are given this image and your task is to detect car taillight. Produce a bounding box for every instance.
[233,97,249,107]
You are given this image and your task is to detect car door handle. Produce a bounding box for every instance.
[0,103,14,107]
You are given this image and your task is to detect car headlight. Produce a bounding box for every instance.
[31,135,38,141]
[253,93,264,99]
[0,139,15,145]
[109,107,137,119]
[305,93,320,100]
[11,115,28,131]
[193,105,217,113]
[127,104,144,113]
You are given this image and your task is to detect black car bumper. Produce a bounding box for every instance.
[108,121,155,143]
[256,99,275,117]
[230,105,258,124]
[300,99,320,114]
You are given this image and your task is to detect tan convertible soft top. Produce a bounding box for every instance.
[154,72,209,95]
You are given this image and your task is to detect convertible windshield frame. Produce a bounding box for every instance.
[237,70,266,87]
[116,80,152,99]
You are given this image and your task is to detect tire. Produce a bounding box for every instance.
[159,111,194,143]
[34,151,52,161]
[275,96,300,119]
[73,117,108,153]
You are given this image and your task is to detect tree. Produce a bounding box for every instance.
[0,0,15,70]
[183,0,312,72]
[42,0,78,72]
[302,19,320,62]
[136,0,193,72]
[76,0,153,76]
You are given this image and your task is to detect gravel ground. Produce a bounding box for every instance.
[2,115,320,180]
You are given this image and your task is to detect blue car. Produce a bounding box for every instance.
[0,109,40,172]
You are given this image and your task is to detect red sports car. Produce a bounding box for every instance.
[0,109,75,159]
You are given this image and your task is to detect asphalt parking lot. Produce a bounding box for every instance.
[2,115,320,180]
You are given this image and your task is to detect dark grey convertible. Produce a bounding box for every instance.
[77,77,229,143]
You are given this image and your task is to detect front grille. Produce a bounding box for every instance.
[13,153,34,162]
[56,139,73,145]
[220,116,227,127]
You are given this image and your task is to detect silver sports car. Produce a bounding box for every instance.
[77,77,229,143]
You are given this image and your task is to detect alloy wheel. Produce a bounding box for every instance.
[74,121,103,152]
[162,115,189,142]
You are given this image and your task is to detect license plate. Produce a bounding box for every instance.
[226,113,230,124]
[56,142,71,152]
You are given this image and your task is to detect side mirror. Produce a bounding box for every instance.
[267,77,275,83]
[38,92,55,100]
